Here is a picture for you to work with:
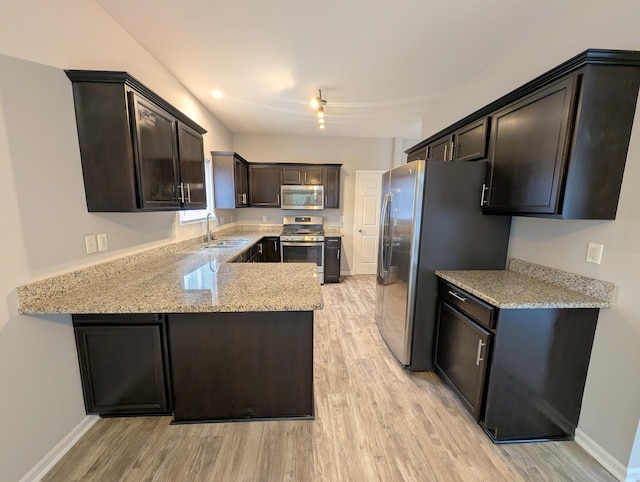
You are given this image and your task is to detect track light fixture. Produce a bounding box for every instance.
[311,89,327,129]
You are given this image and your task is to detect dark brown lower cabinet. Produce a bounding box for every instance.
[434,280,599,443]
[167,311,314,423]
[261,236,280,262]
[324,237,341,283]
[434,302,491,420]
[73,314,172,416]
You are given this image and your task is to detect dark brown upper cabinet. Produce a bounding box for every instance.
[212,152,249,208]
[426,118,489,162]
[483,77,576,215]
[65,70,207,212]
[281,165,324,185]
[249,164,281,207]
[407,147,427,162]
[406,49,640,220]
[324,166,341,208]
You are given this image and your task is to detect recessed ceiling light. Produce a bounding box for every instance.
[211,90,223,99]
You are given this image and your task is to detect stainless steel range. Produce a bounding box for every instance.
[280,216,325,284]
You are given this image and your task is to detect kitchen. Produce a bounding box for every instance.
[2,1,640,482]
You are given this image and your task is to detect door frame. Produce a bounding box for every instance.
[352,170,386,275]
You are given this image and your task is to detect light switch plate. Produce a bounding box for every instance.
[97,233,108,251]
[84,235,97,254]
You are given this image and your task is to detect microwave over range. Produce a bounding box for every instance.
[280,185,324,210]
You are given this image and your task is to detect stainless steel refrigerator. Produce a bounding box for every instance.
[375,159,512,371]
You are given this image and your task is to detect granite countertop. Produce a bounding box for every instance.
[18,229,323,315]
[436,259,615,309]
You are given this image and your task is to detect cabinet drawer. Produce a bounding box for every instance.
[325,237,341,248]
[438,281,495,329]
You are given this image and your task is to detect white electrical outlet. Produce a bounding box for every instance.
[97,233,108,251]
[262,215,267,222]
[171,223,177,237]
[586,242,604,264]
[84,235,97,254]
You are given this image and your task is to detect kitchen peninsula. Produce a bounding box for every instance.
[17,230,323,423]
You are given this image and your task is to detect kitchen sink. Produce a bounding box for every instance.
[205,239,249,248]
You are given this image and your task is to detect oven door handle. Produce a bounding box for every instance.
[281,241,324,247]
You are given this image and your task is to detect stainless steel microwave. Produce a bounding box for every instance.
[280,185,324,210]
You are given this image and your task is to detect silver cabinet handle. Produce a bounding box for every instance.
[277,194,280,205]
[337,248,340,259]
[443,144,448,161]
[480,183,489,206]
[242,193,247,204]
[274,240,278,252]
[450,141,455,160]
[186,183,191,203]
[178,183,185,202]
[258,243,263,254]
[476,339,486,366]
[448,290,467,302]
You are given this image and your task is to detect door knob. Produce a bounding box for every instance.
[358,229,364,233]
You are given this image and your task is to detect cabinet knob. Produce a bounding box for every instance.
[358,229,364,233]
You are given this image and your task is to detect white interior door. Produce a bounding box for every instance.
[353,170,385,275]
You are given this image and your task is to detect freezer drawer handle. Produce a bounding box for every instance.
[448,290,467,302]
[476,340,486,366]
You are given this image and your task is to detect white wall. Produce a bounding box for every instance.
[232,134,395,273]
[0,2,231,480]
[418,0,640,473]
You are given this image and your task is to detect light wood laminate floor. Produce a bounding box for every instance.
[44,275,615,481]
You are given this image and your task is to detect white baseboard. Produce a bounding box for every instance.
[20,415,99,482]
[575,428,637,481]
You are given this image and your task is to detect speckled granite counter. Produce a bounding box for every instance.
[436,258,615,309]
[18,229,323,314]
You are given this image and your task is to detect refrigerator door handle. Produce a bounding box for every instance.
[379,193,391,277]
[385,194,394,273]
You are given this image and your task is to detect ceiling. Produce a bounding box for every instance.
[95,0,570,139]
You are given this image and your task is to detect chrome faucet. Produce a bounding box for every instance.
[206,211,219,243]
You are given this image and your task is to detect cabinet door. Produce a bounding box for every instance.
[249,164,281,207]
[434,301,491,420]
[427,135,452,160]
[129,92,180,210]
[485,76,577,214]
[324,237,341,283]
[324,166,341,208]
[453,117,489,162]
[282,166,302,184]
[303,166,324,185]
[234,158,249,207]
[261,236,280,262]
[73,315,171,415]
[407,147,427,162]
[177,122,206,209]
